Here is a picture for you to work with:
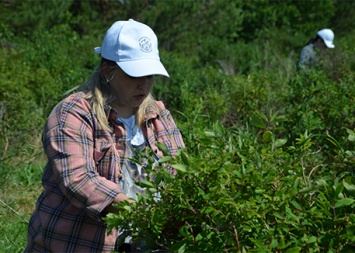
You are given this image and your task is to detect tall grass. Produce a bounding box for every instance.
[0,157,43,252]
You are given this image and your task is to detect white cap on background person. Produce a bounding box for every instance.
[317,28,335,48]
[94,19,169,77]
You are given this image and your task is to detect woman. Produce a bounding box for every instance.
[25,19,185,252]
[297,28,335,71]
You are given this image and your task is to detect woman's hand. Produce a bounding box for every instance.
[103,192,135,214]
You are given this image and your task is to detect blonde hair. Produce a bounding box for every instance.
[80,58,159,132]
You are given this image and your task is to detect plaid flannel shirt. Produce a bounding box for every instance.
[25,91,184,252]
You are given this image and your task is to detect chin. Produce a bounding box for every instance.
[131,102,143,108]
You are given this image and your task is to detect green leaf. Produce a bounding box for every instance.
[293,177,300,190]
[343,181,355,192]
[346,128,355,135]
[205,131,216,138]
[291,200,302,210]
[139,180,154,187]
[206,232,215,239]
[158,156,173,163]
[148,187,157,193]
[215,121,224,136]
[249,238,266,249]
[348,135,355,142]
[251,113,266,128]
[177,243,186,253]
[335,183,344,198]
[308,236,317,243]
[155,142,170,156]
[195,233,203,241]
[285,247,301,253]
[242,226,252,232]
[263,130,273,142]
[180,151,189,166]
[255,188,265,194]
[279,236,286,248]
[299,186,314,194]
[334,198,354,208]
[274,212,283,219]
[274,138,287,148]
[271,238,278,248]
[171,164,187,172]
[285,206,299,221]
[346,128,355,141]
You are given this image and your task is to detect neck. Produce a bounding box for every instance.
[111,103,137,118]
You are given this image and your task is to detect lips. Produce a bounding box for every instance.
[134,94,147,100]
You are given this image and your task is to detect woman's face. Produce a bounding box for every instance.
[104,64,154,117]
[314,38,327,50]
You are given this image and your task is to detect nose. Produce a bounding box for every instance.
[137,76,154,90]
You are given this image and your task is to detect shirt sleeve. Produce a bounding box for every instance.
[42,96,121,219]
[146,101,185,159]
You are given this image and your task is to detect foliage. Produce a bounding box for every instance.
[0,0,73,36]
[284,70,355,161]
[105,122,355,252]
[0,1,354,252]
[0,22,96,159]
[0,0,344,75]
[0,160,43,253]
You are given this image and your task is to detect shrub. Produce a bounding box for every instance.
[284,70,355,160]
[105,121,355,252]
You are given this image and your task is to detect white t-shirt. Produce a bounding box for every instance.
[116,115,147,201]
[117,115,145,146]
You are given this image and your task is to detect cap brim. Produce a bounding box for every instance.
[324,40,335,48]
[117,59,169,77]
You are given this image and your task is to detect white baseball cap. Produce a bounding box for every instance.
[94,19,169,77]
[317,28,335,48]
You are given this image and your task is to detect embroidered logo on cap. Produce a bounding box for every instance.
[139,37,152,53]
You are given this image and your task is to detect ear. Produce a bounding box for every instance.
[101,61,114,83]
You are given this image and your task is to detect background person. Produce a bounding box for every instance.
[297,28,335,71]
[25,19,185,252]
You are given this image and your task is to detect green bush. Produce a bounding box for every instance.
[1,1,355,251]
[284,70,355,161]
[105,122,355,252]
[0,23,95,158]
